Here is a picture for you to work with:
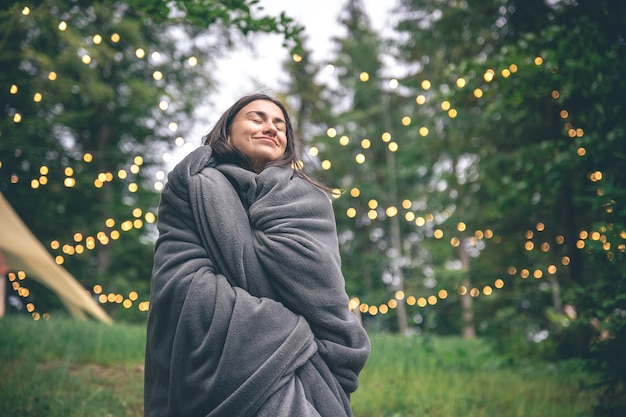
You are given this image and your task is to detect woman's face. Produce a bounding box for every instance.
[228,99,288,172]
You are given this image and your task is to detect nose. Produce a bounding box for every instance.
[262,121,278,135]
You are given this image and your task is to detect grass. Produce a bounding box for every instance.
[0,317,598,417]
[0,317,145,417]
[351,334,598,417]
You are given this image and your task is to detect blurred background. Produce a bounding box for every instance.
[1,0,625,415]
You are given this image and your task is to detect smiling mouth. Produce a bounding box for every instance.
[255,136,277,145]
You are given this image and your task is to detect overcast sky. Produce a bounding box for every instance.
[169,0,395,166]
[212,0,394,106]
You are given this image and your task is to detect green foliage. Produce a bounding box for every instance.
[1,0,196,317]
[124,0,304,51]
[0,0,303,320]
[389,1,626,413]
[282,2,625,412]
[573,214,626,415]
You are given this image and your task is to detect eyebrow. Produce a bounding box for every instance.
[245,110,286,125]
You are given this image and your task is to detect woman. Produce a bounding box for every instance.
[144,93,370,417]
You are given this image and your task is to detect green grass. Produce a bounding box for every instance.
[0,318,598,417]
[0,317,145,417]
[352,334,598,417]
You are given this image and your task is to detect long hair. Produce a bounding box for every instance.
[202,93,325,189]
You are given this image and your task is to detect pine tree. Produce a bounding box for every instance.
[0,0,303,320]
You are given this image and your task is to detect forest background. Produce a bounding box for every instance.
[1,0,624,414]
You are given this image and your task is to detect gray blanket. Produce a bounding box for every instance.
[144,145,370,417]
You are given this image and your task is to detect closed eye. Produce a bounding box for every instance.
[245,111,286,131]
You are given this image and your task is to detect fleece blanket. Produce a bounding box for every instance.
[144,145,370,417]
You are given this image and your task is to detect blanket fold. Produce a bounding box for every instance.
[145,145,370,417]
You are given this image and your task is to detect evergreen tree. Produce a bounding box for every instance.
[393,0,626,411]
[0,0,303,320]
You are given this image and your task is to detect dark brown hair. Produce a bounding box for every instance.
[202,93,324,188]
[202,93,296,170]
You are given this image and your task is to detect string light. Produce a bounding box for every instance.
[5,11,617,323]
[350,198,623,316]
[7,271,48,320]
[0,7,193,320]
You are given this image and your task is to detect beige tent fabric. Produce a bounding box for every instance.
[0,192,112,323]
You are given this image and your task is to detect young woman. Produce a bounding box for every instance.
[144,94,370,417]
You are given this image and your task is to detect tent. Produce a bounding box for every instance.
[0,192,112,323]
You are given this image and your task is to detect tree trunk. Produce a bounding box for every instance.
[550,276,563,314]
[0,250,8,318]
[458,240,476,339]
[390,211,409,335]
[95,124,114,277]
[384,94,409,335]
